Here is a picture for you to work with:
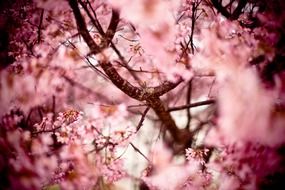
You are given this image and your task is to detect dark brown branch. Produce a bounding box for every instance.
[37,9,44,44]
[72,0,184,98]
[52,95,56,121]
[147,96,192,148]
[167,99,216,112]
[65,40,109,80]
[69,0,144,100]
[78,1,142,83]
[152,77,184,97]
[105,9,120,45]
[211,0,231,18]
[225,0,235,9]
[232,0,247,20]
[85,0,105,34]
[189,1,197,54]
[178,1,201,62]
[211,0,247,20]
[191,120,209,134]
[69,0,189,149]
[69,0,101,54]
[136,107,150,132]
[78,0,105,36]
[79,0,119,49]
[21,38,35,56]
[128,104,148,109]
[130,143,151,163]
[69,0,183,100]
[105,12,142,83]
[147,96,179,139]
[185,80,192,129]
[110,43,143,84]
[100,61,146,100]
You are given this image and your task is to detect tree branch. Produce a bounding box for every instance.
[105,9,120,45]
[69,0,189,150]
[185,80,192,129]
[37,9,44,44]
[152,77,184,97]
[130,143,151,163]
[211,0,247,20]
[232,0,247,20]
[99,60,145,100]
[211,0,231,19]
[69,0,101,54]
[69,0,145,100]
[168,99,216,112]
[78,1,142,83]
[136,107,150,132]
[147,96,192,149]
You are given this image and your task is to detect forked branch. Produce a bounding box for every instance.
[69,0,191,150]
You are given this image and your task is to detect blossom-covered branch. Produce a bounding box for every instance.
[68,0,190,149]
[2,0,285,189]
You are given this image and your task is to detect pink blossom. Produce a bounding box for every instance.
[143,163,199,190]
[1,0,285,189]
[185,147,209,165]
[109,0,175,26]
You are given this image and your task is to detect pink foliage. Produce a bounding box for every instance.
[1,0,285,189]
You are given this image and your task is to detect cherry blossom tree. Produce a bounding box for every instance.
[1,0,285,189]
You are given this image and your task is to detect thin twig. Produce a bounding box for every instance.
[168,99,216,112]
[136,107,150,132]
[37,9,44,44]
[69,0,101,54]
[130,143,151,163]
[185,79,193,129]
